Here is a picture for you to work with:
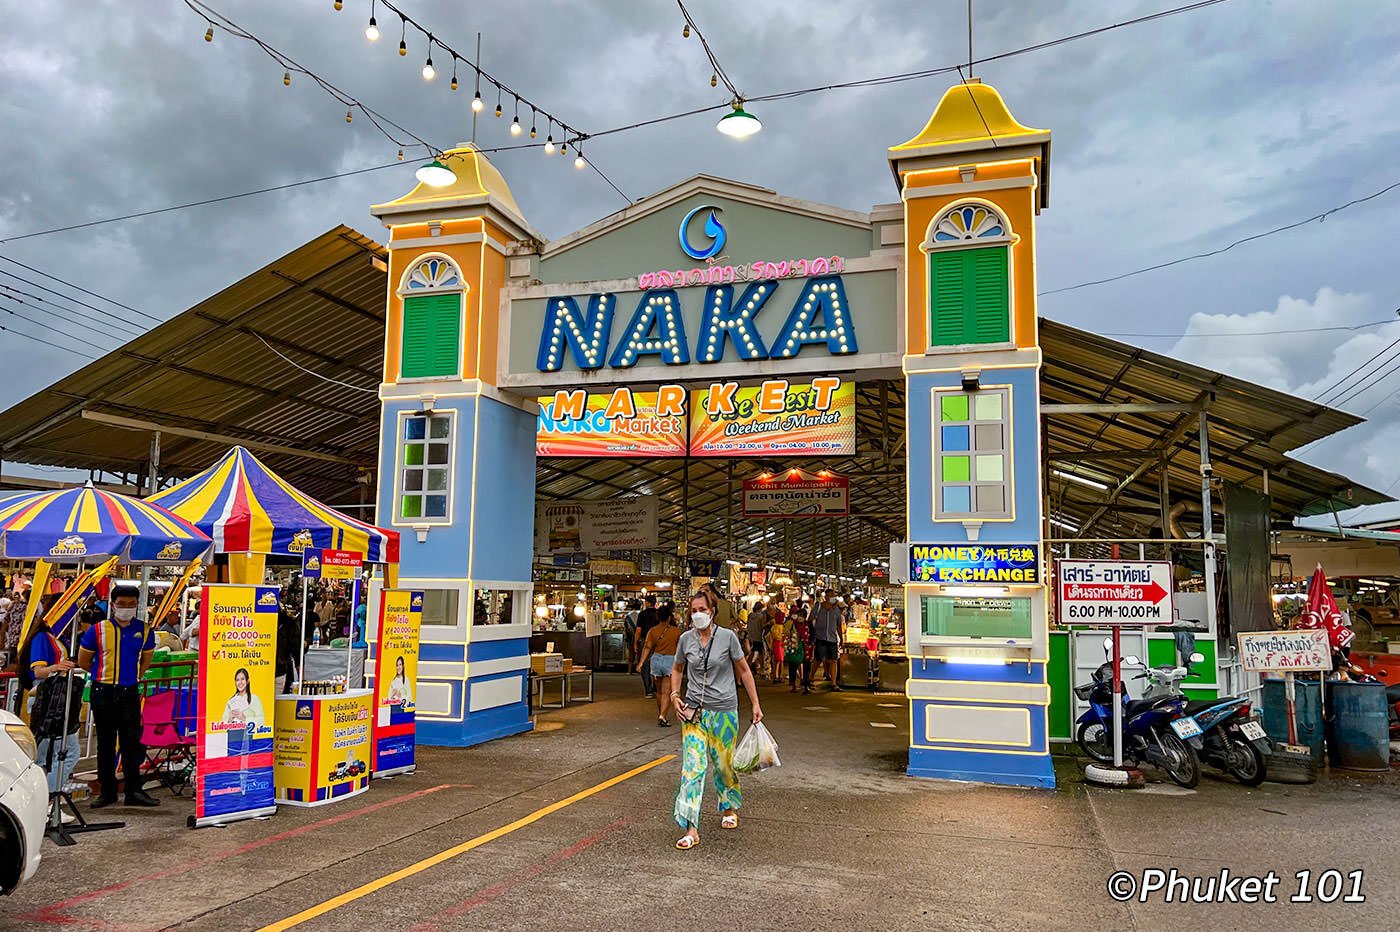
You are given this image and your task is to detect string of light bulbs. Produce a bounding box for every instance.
[676,1,762,138]
[344,0,593,164]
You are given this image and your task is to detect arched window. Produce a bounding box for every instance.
[921,202,1014,348]
[398,254,465,379]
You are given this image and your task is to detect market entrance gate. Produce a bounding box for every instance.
[369,81,1058,788]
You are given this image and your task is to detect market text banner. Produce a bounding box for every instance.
[537,390,687,457]
[690,379,855,457]
[373,589,422,777]
[1238,629,1333,672]
[742,468,849,517]
[909,544,1041,585]
[194,584,278,828]
[1057,560,1173,626]
[535,496,659,553]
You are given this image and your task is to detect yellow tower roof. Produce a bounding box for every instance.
[370,144,534,236]
[890,80,1048,155]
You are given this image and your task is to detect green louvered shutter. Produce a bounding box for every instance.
[401,293,461,378]
[928,246,1010,346]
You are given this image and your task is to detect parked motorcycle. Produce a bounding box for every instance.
[1139,660,1270,786]
[1074,658,1201,788]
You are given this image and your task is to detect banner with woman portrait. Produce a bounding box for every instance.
[194,583,278,827]
[372,589,422,777]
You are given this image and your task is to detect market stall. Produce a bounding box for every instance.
[149,446,403,807]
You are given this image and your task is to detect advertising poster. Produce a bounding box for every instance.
[537,390,687,457]
[689,379,855,457]
[273,690,374,806]
[742,468,850,517]
[194,584,278,828]
[319,549,363,580]
[535,497,659,553]
[373,589,422,777]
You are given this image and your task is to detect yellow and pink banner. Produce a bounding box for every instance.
[537,379,855,458]
[689,379,855,457]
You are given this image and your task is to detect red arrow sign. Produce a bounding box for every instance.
[1061,581,1168,604]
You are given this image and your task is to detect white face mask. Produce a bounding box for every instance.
[113,606,137,622]
[691,611,712,630]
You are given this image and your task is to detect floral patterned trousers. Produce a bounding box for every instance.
[673,709,741,830]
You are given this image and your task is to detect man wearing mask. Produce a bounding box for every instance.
[634,595,660,698]
[811,589,845,691]
[78,583,159,808]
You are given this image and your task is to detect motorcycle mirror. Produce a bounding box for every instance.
[1189,651,1205,664]
[1124,655,1141,666]
[1102,637,1113,654]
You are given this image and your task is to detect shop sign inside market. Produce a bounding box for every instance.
[909,544,1041,585]
[742,468,850,518]
[536,378,855,457]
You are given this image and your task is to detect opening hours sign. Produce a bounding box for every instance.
[1057,560,1173,625]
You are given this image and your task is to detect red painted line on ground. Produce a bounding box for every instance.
[404,818,634,932]
[21,783,469,926]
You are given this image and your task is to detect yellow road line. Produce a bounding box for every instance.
[256,754,675,932]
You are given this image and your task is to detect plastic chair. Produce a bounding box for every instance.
[140,689,196,795]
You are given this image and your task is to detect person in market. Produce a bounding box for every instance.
[622,599,640,677]
[744,598,768,680]
[670,588,763,850]
[2,585,29,668]
[785,604,813,693]
[19,613,85,796]
[276,601,302,694]
[77,582,160,808]
[811,589,845,691]
[767,606,785,683]
[635,604,681,727]
[634,595,660,699]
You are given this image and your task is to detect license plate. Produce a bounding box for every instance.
[1240,720,1266,741]
[1171,717,1202,739]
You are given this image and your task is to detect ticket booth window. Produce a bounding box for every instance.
[920,594,1032,641]
[922,203,1013,348]
[399,255,464,379]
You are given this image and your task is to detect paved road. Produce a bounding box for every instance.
[3,672,1396,931]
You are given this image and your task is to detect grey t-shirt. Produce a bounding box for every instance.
[746,608,767,641]
[676,626,744,713]
[811,603,843,642]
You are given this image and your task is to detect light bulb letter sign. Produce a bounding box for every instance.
[536,294,614,371]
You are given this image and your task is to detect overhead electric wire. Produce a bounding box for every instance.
[252,332,379,395]
[0,296,110,353]
[1331,356,1400,409]
[1099,318,1399,339]
[0,255,159,322]
[0,282,144,338]
[0,323,95,359]
[1314,330,1400,404]
[677,1,741,98]
[1042,179,1400,296]
[4,0,1234,242]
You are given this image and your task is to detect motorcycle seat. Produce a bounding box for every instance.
[1184,699,1225,715]
[1124,698,1158,717]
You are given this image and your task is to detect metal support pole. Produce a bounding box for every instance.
[726,461,734,559]
[139,431,162,619]
[1199,412,1218,636]
[1112,625,1124,768]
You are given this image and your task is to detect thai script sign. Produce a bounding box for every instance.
[742,468,850,517]
[535,497,659,553]
[909,544,1040,585]
[1057,560,1173,625]
[1238,629,1333,672]
[638,256,846,290]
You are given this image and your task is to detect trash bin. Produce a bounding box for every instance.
[1261,678,1324,762]
[1324,680,1391,772]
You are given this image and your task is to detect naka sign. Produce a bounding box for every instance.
[535,275,858,373]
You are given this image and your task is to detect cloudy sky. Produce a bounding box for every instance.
[1,0,1398,505]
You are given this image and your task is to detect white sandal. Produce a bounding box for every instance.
[676,834,700,850]
[721,813,738,830]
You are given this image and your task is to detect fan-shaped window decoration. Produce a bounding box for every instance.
[405,255,462,291]
[929,203,1010,245]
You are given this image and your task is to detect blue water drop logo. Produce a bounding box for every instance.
[679,205,726,261]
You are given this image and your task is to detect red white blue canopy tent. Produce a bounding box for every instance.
[149,446,398,564]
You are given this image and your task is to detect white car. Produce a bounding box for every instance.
[0,709,46,894]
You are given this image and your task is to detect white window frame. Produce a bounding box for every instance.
[392,408,456,527]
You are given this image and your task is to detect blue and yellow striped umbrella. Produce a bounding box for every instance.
[0,483,213,564]
[149,446,398,563]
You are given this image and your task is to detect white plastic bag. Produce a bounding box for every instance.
[733,721,781,773]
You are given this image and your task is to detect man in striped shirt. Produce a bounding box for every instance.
[78,583,159,809]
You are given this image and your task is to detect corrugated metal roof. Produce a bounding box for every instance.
[0,229,1385,568]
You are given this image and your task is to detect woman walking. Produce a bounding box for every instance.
[636,605,681,727]
[670,591,763,850]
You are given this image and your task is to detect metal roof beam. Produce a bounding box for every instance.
[79,411,360,465]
